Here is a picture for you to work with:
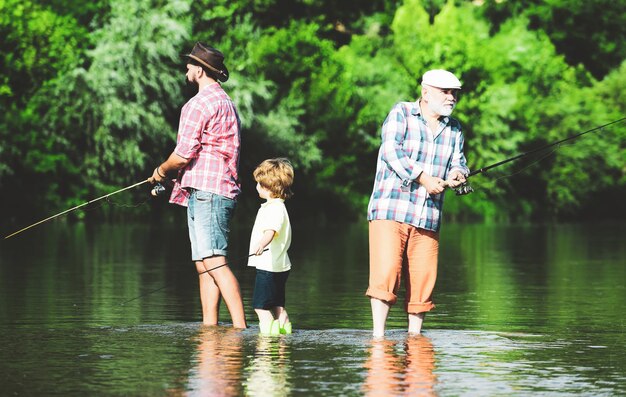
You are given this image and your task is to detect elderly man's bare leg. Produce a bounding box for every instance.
[371,298,391,338]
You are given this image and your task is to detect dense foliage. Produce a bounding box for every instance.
[1,0,624,226]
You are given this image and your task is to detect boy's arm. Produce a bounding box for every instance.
[255,230,276,255]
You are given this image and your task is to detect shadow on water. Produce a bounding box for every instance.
[0,220,625,395]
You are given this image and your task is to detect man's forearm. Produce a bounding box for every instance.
[159,152,190,177]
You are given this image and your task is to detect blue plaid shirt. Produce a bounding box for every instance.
[367,101,469,232]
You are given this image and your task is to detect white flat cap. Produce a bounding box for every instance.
[421,69,462,89]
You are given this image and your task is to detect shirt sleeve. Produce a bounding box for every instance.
[379,103,423,184]
[449,126,470,176]
[257,203,285,235]
[216,101,241,179]
[174,100,206,159]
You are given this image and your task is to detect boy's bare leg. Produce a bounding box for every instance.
[408,312,425,335]
[255,308,274,323]
[371,298,390,338]
[203,256,248,329]
[196,261,220,326]
[255,308,274,333]
[272,307,289,327]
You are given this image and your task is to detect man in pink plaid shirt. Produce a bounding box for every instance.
[150,42,246,328]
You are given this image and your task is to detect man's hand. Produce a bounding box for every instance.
[417,173,447,195]
[446,170,467,188]
[149,152,189,184]
[149,166,166,184]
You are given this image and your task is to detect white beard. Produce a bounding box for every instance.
[428,101,455,117]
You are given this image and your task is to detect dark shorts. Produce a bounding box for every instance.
[252,269,290,309]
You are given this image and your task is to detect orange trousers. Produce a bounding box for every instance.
[366,220,439,313]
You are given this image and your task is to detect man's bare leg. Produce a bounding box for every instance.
[204,256,247,329]
[371,298,390,338]
[408,312,425,335]
[196,260,221,325]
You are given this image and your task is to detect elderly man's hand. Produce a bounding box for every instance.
[446,170,467,188]
[417,173,447,195]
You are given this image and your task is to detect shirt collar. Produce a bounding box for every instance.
[412,99,450,124]
[261,197,284,207]
[198,81,221,95]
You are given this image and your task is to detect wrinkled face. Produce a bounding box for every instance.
[423,85,459,117]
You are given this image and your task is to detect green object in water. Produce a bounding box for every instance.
[280,321,292,335]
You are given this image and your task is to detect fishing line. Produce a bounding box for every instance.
[492,148,558,182]
[119,249,268,306]
[198,263,229,275]
[477,146,558,183]
[57,195,152,216]
[467,117,625,179]
[91,183,166,210]
[451,117,625,195]
[490,138,580,182]
[104,196,152,208]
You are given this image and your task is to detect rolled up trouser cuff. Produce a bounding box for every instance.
[365,287,397,305]
[406,301,435,314]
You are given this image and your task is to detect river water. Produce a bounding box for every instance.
[0,219,624,396]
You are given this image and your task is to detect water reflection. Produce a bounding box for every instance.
[244,336,292,396]
[1,221,625,396]
[185,326,245,396]
[183,327,294,397]
[363,335,436,396]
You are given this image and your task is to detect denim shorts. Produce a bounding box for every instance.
[187,190,236,261]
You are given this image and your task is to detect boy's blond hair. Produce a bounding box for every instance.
[253,158,294,200]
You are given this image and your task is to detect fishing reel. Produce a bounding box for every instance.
[453,182,474,196]
[151,183,166,197]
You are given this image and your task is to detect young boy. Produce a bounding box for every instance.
[248,158,294,335]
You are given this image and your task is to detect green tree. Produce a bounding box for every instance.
[2,0,623,224]
[191,14,331,215]
[308,19,415,213]
[0,0,88,109]
[0,0,89,222]
[9,0,191,218]
[478,0,626,79]
[542,61,626,217]
[309,0,623,220]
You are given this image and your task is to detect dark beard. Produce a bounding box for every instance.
[183,78,198,100]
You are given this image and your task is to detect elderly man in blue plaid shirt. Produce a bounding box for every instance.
[366,69,470,337]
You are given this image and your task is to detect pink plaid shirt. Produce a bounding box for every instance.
[169,82,241,206]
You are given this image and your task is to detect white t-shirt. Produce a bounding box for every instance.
[247,198,291,272]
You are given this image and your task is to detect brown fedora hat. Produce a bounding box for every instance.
[183,42,229,82]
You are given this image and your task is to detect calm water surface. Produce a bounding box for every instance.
[0,219,624,396]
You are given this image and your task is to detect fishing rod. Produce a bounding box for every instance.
[450,117,625,195]
[119,249,269,306]
[4,179,152,239]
